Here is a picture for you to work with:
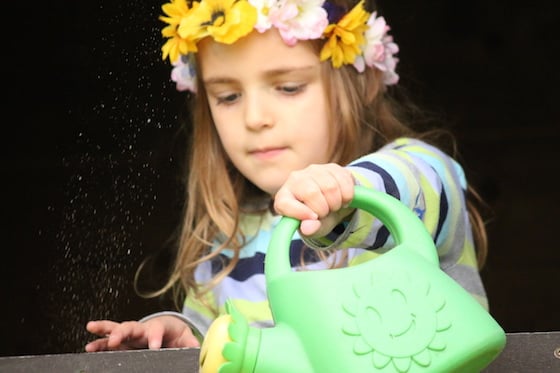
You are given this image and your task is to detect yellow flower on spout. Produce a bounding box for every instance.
[179,0,258,45]
[320,0,369,68]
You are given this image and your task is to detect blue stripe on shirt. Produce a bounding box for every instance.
[211,240,320,281]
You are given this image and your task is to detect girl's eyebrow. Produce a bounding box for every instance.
[262,65,319,77]
[203,77,236,86]
[204,65,319,86]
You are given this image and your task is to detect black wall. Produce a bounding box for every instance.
[2,1,559,356]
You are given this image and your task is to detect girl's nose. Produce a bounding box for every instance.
[244,92,274,130]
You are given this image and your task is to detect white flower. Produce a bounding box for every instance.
[249,0,277,33]
[268,0,329,46]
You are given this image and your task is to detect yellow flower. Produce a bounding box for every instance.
[160,0,190,26]
[179,0,257,45]
[160,0,199,63]
[320,0,370,67]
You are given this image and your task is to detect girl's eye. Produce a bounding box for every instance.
[216,93,240,105]
[278,84,305,95]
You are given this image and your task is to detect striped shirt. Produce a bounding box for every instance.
[179,137,488,337]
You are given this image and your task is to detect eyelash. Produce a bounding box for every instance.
[278,83,306,95]
[213,83,307,106]
[216,93,239,105]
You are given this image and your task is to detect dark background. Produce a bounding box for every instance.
[2,0,559,357]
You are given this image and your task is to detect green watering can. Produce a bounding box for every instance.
[200,186,506,373]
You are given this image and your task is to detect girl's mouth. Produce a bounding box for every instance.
[250,147,286,160]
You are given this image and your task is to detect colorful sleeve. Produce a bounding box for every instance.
[180,260,218,338]
[303,137,467,257]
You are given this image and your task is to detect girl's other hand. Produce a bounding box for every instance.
[85,315,200,352]
[274,163,355,237]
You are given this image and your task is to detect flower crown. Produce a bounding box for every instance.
[159,0,399,92]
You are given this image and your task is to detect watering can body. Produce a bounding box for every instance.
[200,186,506,373]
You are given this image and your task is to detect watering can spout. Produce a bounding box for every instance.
[199,301,312,373]
[252,324,313,373]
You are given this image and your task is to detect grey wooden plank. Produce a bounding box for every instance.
[0,348,199,373]
[483,332,560,372]
[1,332,559,372]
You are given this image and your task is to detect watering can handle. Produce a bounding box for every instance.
[265,185,439,281]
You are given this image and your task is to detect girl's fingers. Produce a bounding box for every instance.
[109,322,150,349]
[299,219,322,236]
[274,188,319,220]
[146,323,165,350]
[317,164,355,211]
[275,172,331,218]
[85,338,109,352]
[86,320,119,336]
[274,164,356,239]
[318,164,354,207]
[302,170,341,215]
[331,166,355,204]
[183,335,201,348]
[276,164,354,219]
[173,330,201,348]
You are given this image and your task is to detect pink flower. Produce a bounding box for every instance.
[379,37,399,85]
[359,12,399,85]
[171,54,197,92]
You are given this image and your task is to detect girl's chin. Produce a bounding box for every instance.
[251,180,281,197]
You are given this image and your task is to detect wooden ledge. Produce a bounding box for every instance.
[1,332,558,372]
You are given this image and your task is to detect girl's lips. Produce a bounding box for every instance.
[250,147,286,160]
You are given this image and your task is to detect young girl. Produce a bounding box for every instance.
[85,0,489,351]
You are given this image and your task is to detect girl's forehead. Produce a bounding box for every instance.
[198,29,320,74]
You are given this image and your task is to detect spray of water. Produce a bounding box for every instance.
[42,1,185,353]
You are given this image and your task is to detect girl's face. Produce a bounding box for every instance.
[198,29,332,196]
